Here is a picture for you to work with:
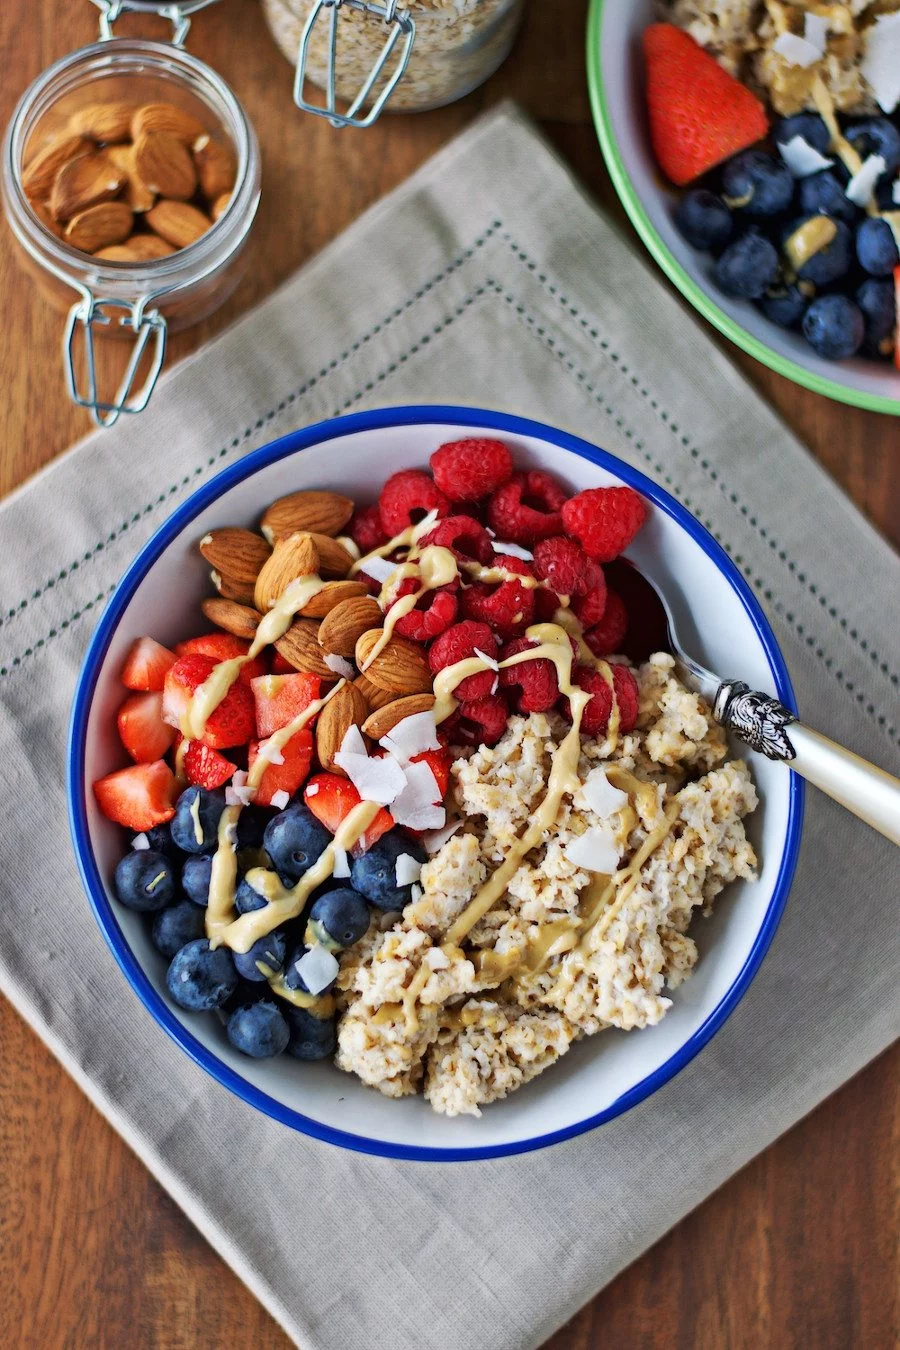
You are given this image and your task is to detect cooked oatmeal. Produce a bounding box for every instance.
[336,654,759,1116]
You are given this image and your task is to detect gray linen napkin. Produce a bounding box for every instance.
[0,106,897,1350]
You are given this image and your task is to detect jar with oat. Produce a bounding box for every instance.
[262,0,527,125]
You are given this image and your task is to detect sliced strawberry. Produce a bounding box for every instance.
[180,738,238,789]
[249,729,314,807]
[117,691,176,763]
[303,772,393,854]
[251,672,322,738]
[162,653,255,750]
[121,636,177,692]
[93,760,177,831]
[175,633,267,683]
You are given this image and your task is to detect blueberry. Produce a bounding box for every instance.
[783,216,852,287]
[350,831,428,911]
[721,150,794,219]
[798,170,858,226]
[227,1001,290,1058]
[875,176,898,211]
[283,1005,336,1061]
[170,786,226,855]
[263,805,331,882]
[151,900,206,959]
[844,118,900,176]
[181,854,212,906]
[713,231,780,299]
[235,875,273,914]
[143,822,183,858]
[802,294,865,359]
[166,938,238,1011]
[855,217,900,277]
[114,849,175,912]
[774,113,831,157]
[237,805,276,851]
[760,282,808,329]
[307,888,370,950]
[233,928,286,982]
[673,189,733,252]
[856,278,896,357]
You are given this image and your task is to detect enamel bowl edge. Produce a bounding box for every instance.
[68,405,804,1161]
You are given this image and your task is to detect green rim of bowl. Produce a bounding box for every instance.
[585,0,900,416]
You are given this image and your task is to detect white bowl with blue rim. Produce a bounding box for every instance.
[68,406,803,1161]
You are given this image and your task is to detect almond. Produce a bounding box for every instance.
[275,620,334,678]
[201,597,262,641]
[199,528,271,589]
[95,233,175,262]
[210,569,257,607]
[134,131,196,201]
[22,134,91,198]
[210,192,230,222]
[318,595,382,656]
[192,134,237,200]
[68,102,135,144]
[105,144,155,213]
[28,199,64,239]
[145,198,210,248]
[353,674,396,712]
[361,694,437,740]
[355,630,432,695]
[50,151,126,222]
[300,579,369,619]
[131,102,207,145]
[316,681,369,775]
[260,491,354,543]
[306,532,355,578]
[65,200,134,253]
[254,533,320,613]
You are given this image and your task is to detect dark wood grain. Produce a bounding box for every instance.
[0,3,897,1348]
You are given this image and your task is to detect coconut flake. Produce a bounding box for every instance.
[390,760,445,830]
[411,883,424,903]
[421,819,463,853]
[305,781,319,796]
[324,652,355,680]
[425,946,449,970]
[332,846,351,878]
[336,535,360,561]
[778,134,833,177]
[294,945,339,995]
[226,768,256,807]
[893,178,900,205]
[257,738,285,766]
[339,724,367,759]
[131,833,150,851]
[803,12,828,57]
[270,789,290,810]
[395,852,423,887]
[773,32,822,68]
[336,751,407,805]
[380,711,441,762]
[846,154,887,206]
[579,767,629,819]
[564,826,621,874]
[359,555,398,585]
[223,819,239,850]
[490,676,500,696]
[473,646,500,672]
[492,540,533,560]
[862,12,900,114]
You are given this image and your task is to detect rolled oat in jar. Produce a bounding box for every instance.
[262,0,527,118]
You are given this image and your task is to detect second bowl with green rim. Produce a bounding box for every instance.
[586,0,900,416]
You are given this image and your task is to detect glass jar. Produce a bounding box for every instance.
[262,0,527,125]
[1,2,261,427]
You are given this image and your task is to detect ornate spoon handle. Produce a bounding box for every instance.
[714,681,900,846]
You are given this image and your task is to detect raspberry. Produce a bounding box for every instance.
[561,486,648,562]
[454,695,509,747]
[612,665,639,732]
[378,470,451,536]
[349,503,388,555]
[460,554,536,639]
[532,536,596,597]
[392,586,458,641]
[487,470,568,545]
[572,574,609,628]
[499,637,560,714]
[430,438,514,501]
[420,514,493,565]
[571,664,639,736]
[584,589,629,656]
[534,587,563,621]
[428,621,499,701]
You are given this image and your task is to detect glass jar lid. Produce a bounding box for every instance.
[293,1,416,129]
[89,1,222,46]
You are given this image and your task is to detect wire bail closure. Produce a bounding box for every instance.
[293,0,416,129]
[90,0,220,46]
[64,296,167,429]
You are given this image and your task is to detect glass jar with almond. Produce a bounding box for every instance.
[1,3,261,426]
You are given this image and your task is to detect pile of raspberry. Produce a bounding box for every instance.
[349,438,648,749]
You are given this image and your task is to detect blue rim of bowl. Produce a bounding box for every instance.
[586,0,900,417]
[68,405,804,1162]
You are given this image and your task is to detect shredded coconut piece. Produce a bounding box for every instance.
[846,153,886,205]
[803,12,827,57]
[564,826,621,873]
[773,32,822,67]
[421,819,463,853]
[131,833,150,851]
[492,540,533,560]
[358,555,398,584]
[390,760,446,830]
[578,766,629,819]
[380,711,441,762]
[473,647,499,672]
[862,12,900,114]
[295,945,339,995]
[395,852,424,887]
[324,652,355,680]
[270,789,290,810]
[305,782,319,797]
[332,846,351,878]
[335,749,407,805]
[779,134,833,177]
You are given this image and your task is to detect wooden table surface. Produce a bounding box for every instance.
[1,3,897,1346]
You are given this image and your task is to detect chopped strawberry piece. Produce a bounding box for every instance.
[410,746,451,801]
[120,636,176,692]
[162,653,255,750]
[180,738,237,789]
[249,730,314,807]
[251,672,322,738]
[175,633,267,683]
[93,760,178,831]
[303,772,394,854]
[117,692,176,763]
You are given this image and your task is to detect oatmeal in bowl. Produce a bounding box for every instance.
[70,409,801,1158]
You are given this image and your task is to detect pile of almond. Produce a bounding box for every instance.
[22,100,236,260]
[197,489,436,777]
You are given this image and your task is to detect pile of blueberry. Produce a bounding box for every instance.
[673,113,899,362]
[113,784,427,1061]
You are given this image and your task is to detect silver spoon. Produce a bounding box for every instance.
[631,564,900,846]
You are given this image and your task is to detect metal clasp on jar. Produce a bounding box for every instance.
[64,292,167,429]
[293,0,416,128]
[90,0,221,46]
